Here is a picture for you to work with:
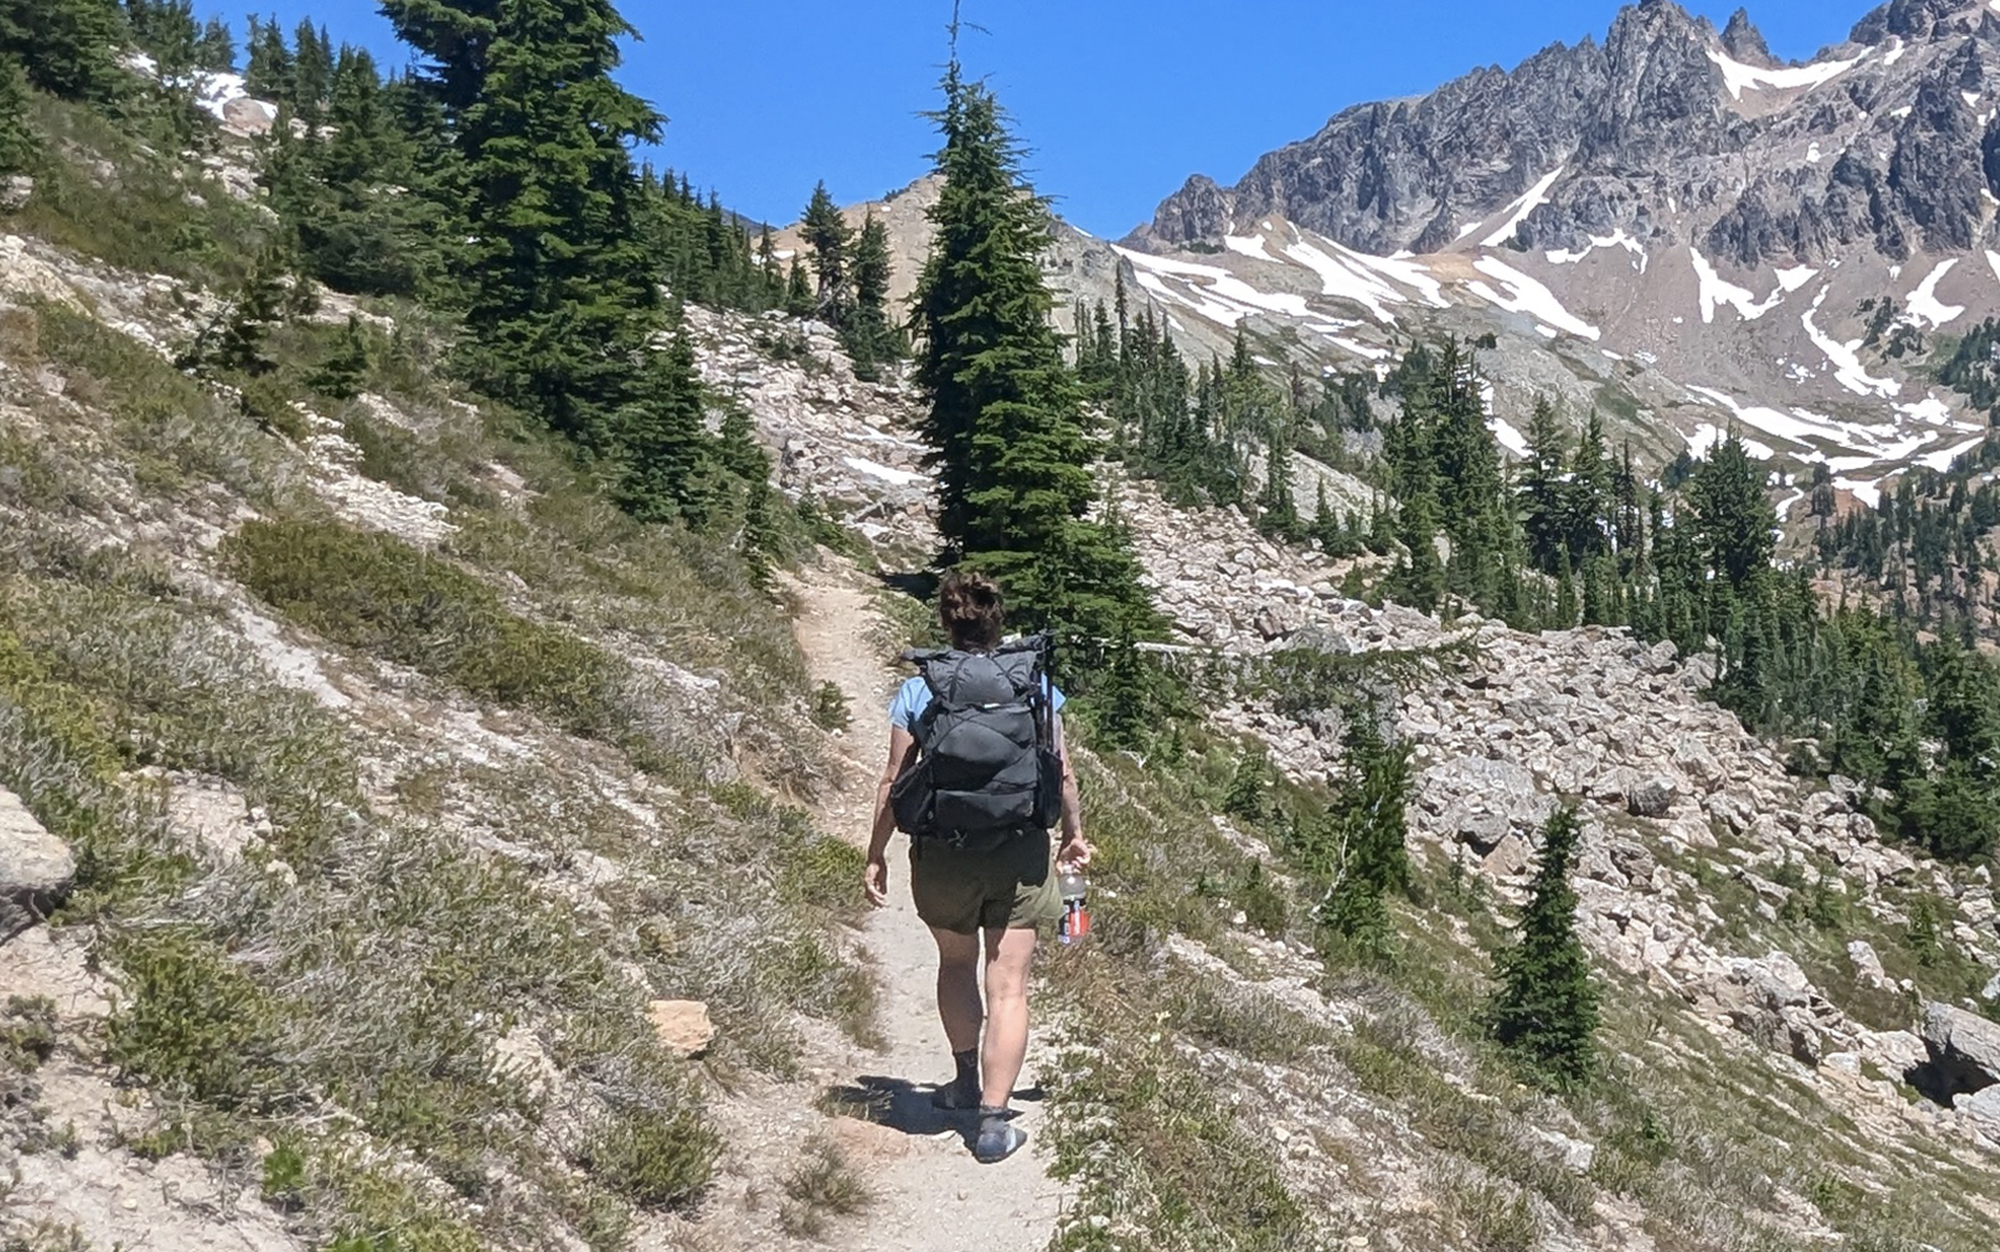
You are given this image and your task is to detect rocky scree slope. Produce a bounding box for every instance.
[692,296,2000,1248]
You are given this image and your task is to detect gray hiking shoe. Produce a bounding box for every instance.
[972,1109,1027,1164]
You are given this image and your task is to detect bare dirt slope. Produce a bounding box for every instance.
[783,558,1069,1252]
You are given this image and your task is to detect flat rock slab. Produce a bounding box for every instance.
[1,786,75,939]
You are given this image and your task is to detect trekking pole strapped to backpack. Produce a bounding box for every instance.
[890,634,1064,848]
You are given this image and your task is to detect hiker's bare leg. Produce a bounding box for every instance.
[931,926,983,1053]
[979,926,1037,1110]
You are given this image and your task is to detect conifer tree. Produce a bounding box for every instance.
[389,0,664,448]
[196,16,234,70]
[0,56,35,176]
[291,19,333,119]
[911,59,1151,664]
[1258,411,1299,539]
[1315,709,1413,963]
[244,15,291,101]
[800,180,852,325]
[1519,396,1567,572]
[843,210,903,379]
[612,325,710,525]
[1487,805,1599,1089]
[756,225,783,305]
[784,256,814,318]
[308,314,372,399]
[1693,430,1776,588]
[126,0,200,74]
[0,0,128,102]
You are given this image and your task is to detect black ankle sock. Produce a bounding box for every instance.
[953,1048,979,1090]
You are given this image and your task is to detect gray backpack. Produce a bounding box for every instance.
[890,635,1062,848]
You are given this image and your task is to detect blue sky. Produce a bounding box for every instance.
[240,1,1874,238]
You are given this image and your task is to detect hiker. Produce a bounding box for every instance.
[863,570,1090,1165]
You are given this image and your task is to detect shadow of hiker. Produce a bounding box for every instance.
[824,1076,1046,1146]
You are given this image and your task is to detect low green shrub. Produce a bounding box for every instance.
[577,1105,719,1211]
[808,680,852,731]
[1,995,57,1071]
[779,1138,872,1239]
[104,928,281,1108]
[225,518,623,738]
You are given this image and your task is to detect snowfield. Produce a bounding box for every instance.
[1803,288,1901,399]
[1904,260,1966,329]
[1706,48,1863,101]
[1467,256,1600,341]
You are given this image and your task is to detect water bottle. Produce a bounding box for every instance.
[1058,869,1090,944]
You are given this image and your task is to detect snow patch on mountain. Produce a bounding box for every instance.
[1905,260,1966,329]
[1803,288,1901,399]
[1119,247,1313,328]
[1688,423,1778,461]
[1706,48,1862,101]
[1467,256,1600,341]
[1481,167,1565,248]
[1691,248,1784,323]
[1547,229,1647,271]
[1224,234,1275,262]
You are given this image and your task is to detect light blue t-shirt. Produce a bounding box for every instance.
[889,675,1066,731]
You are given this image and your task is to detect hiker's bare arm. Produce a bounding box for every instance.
[1055,715,1090,868]
[865,728,916,907]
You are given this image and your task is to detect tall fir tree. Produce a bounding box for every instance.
[912,59,1152,672]
[1693,430,1776,589]
[843,209,903,379]
[243,14,292,101]
[800,180,852,325]
[1519,396,1568,573]
[611,321,711,525]
[1487,805,1600,1089]
[386,0,664,448]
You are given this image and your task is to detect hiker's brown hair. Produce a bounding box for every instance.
[938,571,1004,651]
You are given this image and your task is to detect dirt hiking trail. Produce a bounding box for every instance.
[785,558,1069,1252]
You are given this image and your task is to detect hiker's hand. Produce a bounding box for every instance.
[864,851,890,908]
[1057,835,1092,871]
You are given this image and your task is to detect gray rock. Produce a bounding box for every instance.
[1920,1002,2000,1095]
[0,175,31,213]
[1960,1085,2000,1136]
[1982,971,2000,1003]
[1608,840,1658,885]
[1483,833,1532,880]
[1627,775,1678,819]
[2,787,74,939]
[1847,940,1890,990]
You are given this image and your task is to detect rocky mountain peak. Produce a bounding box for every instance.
[1852,0,1986,44]
[1721,7,1776,65]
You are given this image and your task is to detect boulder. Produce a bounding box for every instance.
[1482,833,1532,880]
[2,787,74,940]
[0,175,31,213]
[647,999,716,1058]
[1960,1085,2000,1136]
[1920,1002,2000,1095]
[1608,840,1658,886]
[1847,940,1890,990]
[1627,775,1678,818]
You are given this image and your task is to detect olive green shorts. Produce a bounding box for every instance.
[908,834,1063,935]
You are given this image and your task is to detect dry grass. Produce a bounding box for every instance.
[0,179,873,1252]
